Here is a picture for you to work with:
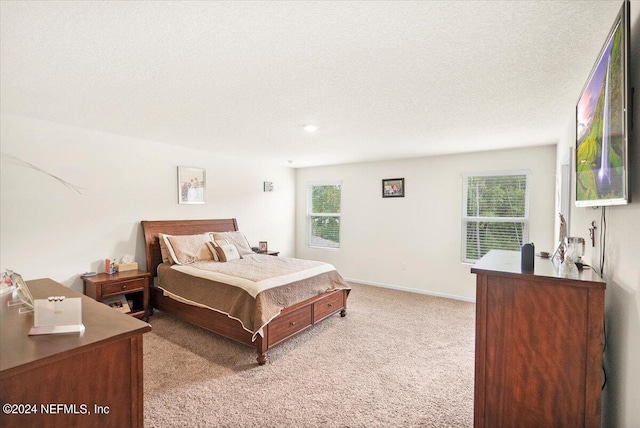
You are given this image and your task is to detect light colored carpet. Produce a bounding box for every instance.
[143,283,475,427]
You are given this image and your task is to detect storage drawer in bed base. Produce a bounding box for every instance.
[266,289,346,348]
[150,286,347,365]
[267,305,313,347]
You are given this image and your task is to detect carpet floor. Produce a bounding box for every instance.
[143,282,476,427]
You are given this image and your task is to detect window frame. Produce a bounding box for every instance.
[306,181,342,250]
[461,170,531,263]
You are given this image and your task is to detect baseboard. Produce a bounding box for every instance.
[343,277,476,303]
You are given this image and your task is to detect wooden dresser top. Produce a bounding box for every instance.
[471,250,605,288]
[1,278,151,378]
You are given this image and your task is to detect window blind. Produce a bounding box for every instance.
[462,172,530,262]
[307,184,341,249]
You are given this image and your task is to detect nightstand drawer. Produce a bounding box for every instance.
[102,278,145,295]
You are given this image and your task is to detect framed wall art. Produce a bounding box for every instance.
[382,178,405,198]
[178,166,206,204]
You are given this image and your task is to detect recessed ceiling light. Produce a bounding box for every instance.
[303,125,318,133]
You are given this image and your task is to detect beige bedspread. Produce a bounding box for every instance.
[157,254,350,340]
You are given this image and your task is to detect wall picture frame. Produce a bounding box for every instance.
[178,166,206,204]
[382,178,405,198]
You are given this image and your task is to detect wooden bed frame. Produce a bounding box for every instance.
[141,218,348,365]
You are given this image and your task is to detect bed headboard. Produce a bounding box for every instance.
[141,218,239,278]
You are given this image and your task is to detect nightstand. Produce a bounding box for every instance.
[83,270,150,321]
[259,251,280,256]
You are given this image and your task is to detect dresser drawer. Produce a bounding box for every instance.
[313,291,344,322]
[102,278,146,295]
[268,305,312,347]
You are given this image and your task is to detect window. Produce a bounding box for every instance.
[307,183,341,249]
[462,171,530,262]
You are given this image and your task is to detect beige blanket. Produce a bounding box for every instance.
[157,254,350,340]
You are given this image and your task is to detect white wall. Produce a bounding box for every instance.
[554,4,640,426]
[295,145,557,301]
[0,114,296,292]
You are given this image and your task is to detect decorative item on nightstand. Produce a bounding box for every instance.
[117,254,138,272]
[258,241,268,253]
[105,258,117,274]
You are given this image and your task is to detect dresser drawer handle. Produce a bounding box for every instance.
[122,285,127,290]
[327,303,332,307]
[289,321,296,327]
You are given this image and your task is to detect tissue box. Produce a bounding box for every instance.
[117,262,138,272]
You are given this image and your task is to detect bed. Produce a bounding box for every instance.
[141,218,350,365]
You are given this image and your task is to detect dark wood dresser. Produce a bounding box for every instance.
[471,250,605,428]
[0,278,151,428]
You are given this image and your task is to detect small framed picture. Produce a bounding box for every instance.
[258,241,268,253]
[178,166,206,204]
[382,178,405,198]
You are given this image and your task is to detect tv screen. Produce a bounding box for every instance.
[576,0,630,207]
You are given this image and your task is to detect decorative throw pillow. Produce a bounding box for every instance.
[214,242,240,262]
[163,233,214,265]
[211,231,254,256]
[205,241,220,262]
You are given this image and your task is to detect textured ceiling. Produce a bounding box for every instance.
[0,1,624,167]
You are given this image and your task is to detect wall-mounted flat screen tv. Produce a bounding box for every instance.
[576,0,630,207]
